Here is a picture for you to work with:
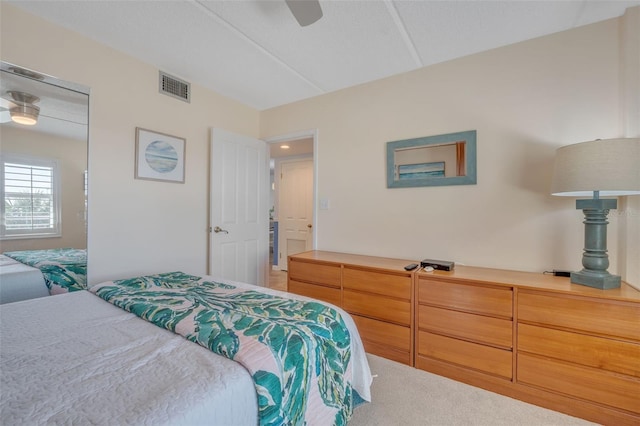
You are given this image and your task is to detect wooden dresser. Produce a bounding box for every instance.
[288,250,414,365]
[287,251,640,424]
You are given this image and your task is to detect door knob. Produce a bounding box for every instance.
[213,226,229,234]
[307,224,312,228]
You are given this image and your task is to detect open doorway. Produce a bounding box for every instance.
[266,131,316,291]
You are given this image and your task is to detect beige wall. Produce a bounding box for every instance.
[2,4,637,285]
[1,4,260,284]
[261,17,637,279]
[1,126,87,252]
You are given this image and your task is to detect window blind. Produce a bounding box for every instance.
[1,156,60,238]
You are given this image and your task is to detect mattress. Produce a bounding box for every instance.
[0,279,372,425]
[0,254,49,304]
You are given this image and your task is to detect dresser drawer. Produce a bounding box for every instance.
[518,291,640,341]
[343,267,411,300]
[343,289,410,325]
[352,314,411,353]
[418,279,513,318]
[288,280,341,307]
[518,353,640,414]
[417,331,512,379]
[518,323,640,378]
[360,340,412,365]
[419,305,512,349]
[288,260,341,288]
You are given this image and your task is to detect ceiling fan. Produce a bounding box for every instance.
[285,0,323,27]
[0,91,40,126]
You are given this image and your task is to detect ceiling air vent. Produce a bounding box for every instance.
[159,71,190,103]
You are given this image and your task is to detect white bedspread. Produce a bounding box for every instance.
[0,278,372,425]
[0,254,49,304]
[1,291,258,425]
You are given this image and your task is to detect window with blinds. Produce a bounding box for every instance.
[1,154,61,239]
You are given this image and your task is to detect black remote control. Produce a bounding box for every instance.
[404,263,419,271]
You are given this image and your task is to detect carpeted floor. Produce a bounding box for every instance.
[349,354,597,426]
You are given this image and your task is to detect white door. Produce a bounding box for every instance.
[209,128,269,286]
[278,158,313,270]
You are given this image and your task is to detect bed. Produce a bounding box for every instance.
[1,248,87,297]
[0,254,49,304]
[0,271,372,425]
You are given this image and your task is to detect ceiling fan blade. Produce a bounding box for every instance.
[0,110,12,123]
[0,97,16,110]
[285,0,323,27]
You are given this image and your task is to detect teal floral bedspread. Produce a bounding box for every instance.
[90,272,354,426]
[3,248,86,294]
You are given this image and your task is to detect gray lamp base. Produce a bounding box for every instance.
[572,196,620,290]
[570,270,621,290]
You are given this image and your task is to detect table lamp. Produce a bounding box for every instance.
[550,138,640,289]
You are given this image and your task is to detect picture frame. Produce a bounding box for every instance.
[135,127,186,183]
[386,130,477,188]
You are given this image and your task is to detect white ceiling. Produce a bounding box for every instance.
[7,0,640,111]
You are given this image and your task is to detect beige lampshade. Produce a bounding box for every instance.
[551,138,640,197]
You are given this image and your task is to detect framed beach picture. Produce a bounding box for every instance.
[398,161,445,180]
[135,127,186,183]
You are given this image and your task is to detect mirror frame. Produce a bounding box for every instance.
[1,61,90,97]
[386,130,477,188]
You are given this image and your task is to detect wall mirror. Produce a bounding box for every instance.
[0,61,89,293]
[386,130,477,188]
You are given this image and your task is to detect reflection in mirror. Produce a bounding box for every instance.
[0,62,89,302]
[387,130,477,188]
